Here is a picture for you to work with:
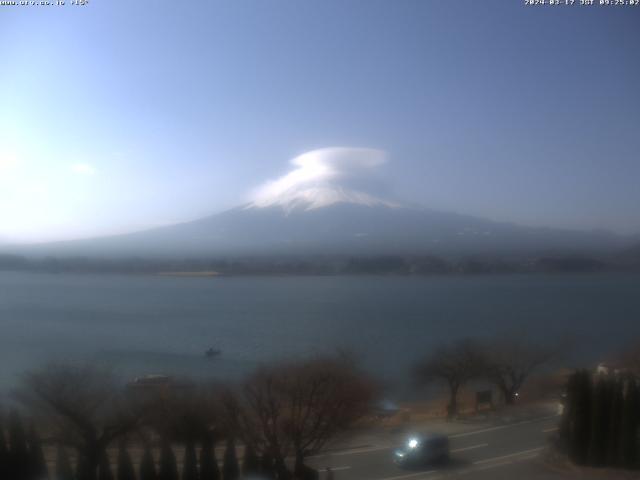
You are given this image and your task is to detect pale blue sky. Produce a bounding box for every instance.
[1,1,639,242]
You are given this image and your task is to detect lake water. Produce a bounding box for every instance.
[1,271,640,397]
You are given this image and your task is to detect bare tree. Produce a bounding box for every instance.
[239,366,290,464]
[220,387,262,452]
[16,364,142,480]
[281,356,375,471]
[414,339,484,419]
[234,354,375,472]
[144,384,222,443]
[481,336,558,405]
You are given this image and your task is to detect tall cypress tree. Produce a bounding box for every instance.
[620,377,639,469]
[222,439,239,480]
[259,451,275,480]
[0,419,9,480]
[116,443,135,480]
[274,456,292,480]
[27,424,49,480]
[158,440,178,480]
[8,410,30,480]
[55,446,74,480]
[606,377,624,466]
[76,452,91,480]
[139,445,156,480]
[183,439,198,480]
[633,378,640,468]
[568,370,592,465]
[588,376,610,466]
[98,449,114,480]
[241,444,260,478]
[199,437,219,480]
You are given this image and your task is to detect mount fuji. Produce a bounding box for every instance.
[6,147,631,259]
[19,184,626,259]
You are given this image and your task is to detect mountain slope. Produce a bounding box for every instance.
[14,196,628,258]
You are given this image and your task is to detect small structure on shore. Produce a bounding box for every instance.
[126,374,194,399]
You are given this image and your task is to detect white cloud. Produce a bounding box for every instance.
[71,163,96,175]
[250,147,388,204]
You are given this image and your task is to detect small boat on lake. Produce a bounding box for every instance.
[205,347,221,358]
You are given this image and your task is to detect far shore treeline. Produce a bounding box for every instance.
[0,253,637,276]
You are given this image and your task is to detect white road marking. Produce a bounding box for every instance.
[472,459,515,471]
[455,454,541,476]
[319,466,352,472]
[378,469,436,480]
[472,446,544,465]
[319,440,488,458]
[543,426,558,433]
[450,415,559,439]
[451,443,488,453]
[313,445,390,457]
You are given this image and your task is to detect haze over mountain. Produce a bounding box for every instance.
[4,3,640,245]
[8,148,632,260]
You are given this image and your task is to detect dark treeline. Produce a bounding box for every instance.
[0,410,48,480]
[0,253,621,276]
[0,410,241,480]
[559,370,640,470]
[1,353,375,480]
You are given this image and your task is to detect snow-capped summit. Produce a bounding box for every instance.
[245,184,400,213]
[246,147,397,213]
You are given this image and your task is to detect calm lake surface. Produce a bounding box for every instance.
[1,272,640,396]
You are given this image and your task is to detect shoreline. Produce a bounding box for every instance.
[156,271,221,277]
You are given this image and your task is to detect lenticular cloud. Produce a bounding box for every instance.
[249,147,394,211]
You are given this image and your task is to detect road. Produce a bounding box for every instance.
[308,415,561,480]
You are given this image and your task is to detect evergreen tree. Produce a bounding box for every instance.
[198,437,219,480]
[55,446,74,480]
[221,439,239,480]
[76,452,92,480]
[568,370,592,465]
[27,424,49,480]
[241,444,259,478]
[139,445,156,480]
[259,451,275,480]
[98,449,114,480]
[620,377,640,469]
[9,410,30,480]
[182,439,198,480]
[0,418,9,480]
[606,378,624,466]
[158,440,178,480]
[274,456,291,480]
[587,376,610,466]
[116,443,135,480]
